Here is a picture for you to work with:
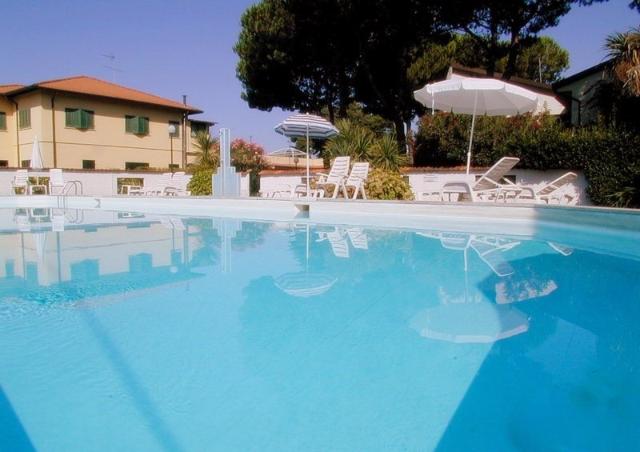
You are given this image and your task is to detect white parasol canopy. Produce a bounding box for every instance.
[414,77,539,174]
[274,113,339,198]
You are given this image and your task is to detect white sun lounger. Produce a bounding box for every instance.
[515,172,578,205]
[129,173,176,196]
[441,157,520,202]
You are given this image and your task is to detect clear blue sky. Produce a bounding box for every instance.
[2,0,638,152]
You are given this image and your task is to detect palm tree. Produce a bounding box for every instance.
[606,27,640,96]
[193,131,219,168]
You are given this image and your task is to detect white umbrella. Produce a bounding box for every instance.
[30,136,44,169]
[274,113,339,198]
[410,303,529,344]
[414,77,539,174]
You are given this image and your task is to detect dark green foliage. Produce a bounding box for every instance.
[187,168,214,196]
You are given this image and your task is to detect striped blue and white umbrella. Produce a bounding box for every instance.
[274,113,339,197]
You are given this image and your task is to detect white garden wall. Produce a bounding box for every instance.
[0,169,250,197]
[259,168,590,205]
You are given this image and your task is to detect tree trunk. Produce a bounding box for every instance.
[502,31,521,80]
[393,116,406,151]
[327,102,335,123]
[486,18,500,77]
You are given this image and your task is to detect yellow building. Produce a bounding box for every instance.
[0,76,212,170]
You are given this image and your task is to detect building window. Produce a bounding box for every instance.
[0,112,6,130]
[190,121,209,138]
[169,120,180,137]
[65,108,94,129]
[0,160,8,167]
[125,115,149,135]
[82,160,96,169]
[18,109,31,129]
[125,162,149,170]
[21,160,30,168]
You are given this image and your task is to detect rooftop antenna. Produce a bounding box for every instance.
[101,53,123,82]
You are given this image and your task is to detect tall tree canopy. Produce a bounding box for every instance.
[236,0,449,145]
[447,0,595,78]
[236,0,595,146]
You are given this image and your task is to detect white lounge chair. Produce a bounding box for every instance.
[11,170,30,195]
[165,172,191,196]
[129,173,174,196]
[515,172,578,205]
[441,157,520,202]
[342,162,369,199]
[314,156,351,199]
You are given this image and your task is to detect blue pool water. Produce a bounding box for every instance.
[1,208,639,451]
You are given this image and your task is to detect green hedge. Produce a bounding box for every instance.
[414,114,640,207]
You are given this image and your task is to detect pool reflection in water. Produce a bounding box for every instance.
[1,208,639,451]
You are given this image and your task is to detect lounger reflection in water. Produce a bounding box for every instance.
[317,229,350,258]
[410,303,529,343]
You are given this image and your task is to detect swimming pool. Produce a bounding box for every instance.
[1,206,639,451]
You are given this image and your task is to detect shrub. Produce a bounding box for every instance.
[187,168,213,196]
[365,168,414,200]
[369,133,407,171]
[324,119,375,164]
[230,139,266,195]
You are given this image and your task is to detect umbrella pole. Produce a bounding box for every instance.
[466,92,478,175]
[306,124,310,200]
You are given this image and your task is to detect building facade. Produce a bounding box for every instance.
[0,76,212,170]
[553,61,610,126]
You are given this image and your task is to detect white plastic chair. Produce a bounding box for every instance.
[342,162,369,199]
[11,170,30,195]
[315,156,351,199]
[48,169,65,195]
[441,157,520,202]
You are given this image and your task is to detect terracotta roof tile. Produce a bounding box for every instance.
[11,76,201,112]
[0,84,25,94]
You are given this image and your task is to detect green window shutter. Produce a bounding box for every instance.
[65,108,80,127]
[19,109,31,129]
[125,115,134,133]
[0,112,6,130]
[79,110,94,129]
[126,115,149,134]
[137,117,149,135]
